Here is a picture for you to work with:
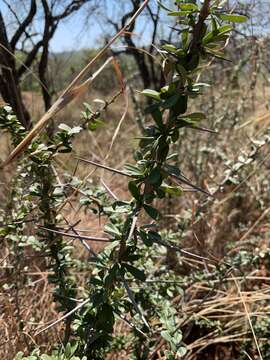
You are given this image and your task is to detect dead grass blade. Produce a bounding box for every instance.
[237,111,270,130]
[243,350,255,360]
[104,58,129,160]
[232,275,263,360]
[238,206,270,243]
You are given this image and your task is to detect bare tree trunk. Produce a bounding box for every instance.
[0,12,31,129]
[122,0,151,89]
[39,0,55,112]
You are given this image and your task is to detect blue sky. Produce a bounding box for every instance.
[50,15,154,53]
[0,1,107,52]
[49,12,104,52]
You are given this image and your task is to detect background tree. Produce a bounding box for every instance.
[101,0,170,89]
[0,0,99,128]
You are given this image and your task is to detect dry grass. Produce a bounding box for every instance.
[0,253,63,359]
[0,86,138,359]
[1,40,270,358]
[1,88,270,358]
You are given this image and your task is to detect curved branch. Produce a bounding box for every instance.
[53,0,90,21]
[10,0,37,50]
[17,40,43,78]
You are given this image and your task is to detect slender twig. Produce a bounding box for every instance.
[39,226,111,242]
[233,275,263,360]
[114,308,147,337]
[62,218,99,259]
[151,235,218,265]
[168,172,213,197]
[34,298,90,336]
[186,125,218,134]
[101,178,119,200]
[76,157,132,178]
[122,276,150,330]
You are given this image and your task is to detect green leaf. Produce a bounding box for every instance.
[168,11,192,16]
[172,95,188,116]
[112,201,131,213]
[124,164,143,177]
[202,31,215,44]
[104,264,118,287]
[161,185,183,197]
[181,30,189,50]
[123,263,146,281]
[203,25,232,45]
[59,123,82,136]
[143,204,159,220]
[211,15,218,32]
[58,123,71,132]
[161,330,173,343]
[162,94,181,109]
[174,331,183,344]
[98,303,115,332]
[40,356,51,360]
[157,141,169,162]
[218,13,248,23]
[176,2,198,12]
[186,112,206,120]
[164,351,175,360]
[64,342,78,358]
[179,112,206,124]
[128,181,141,201]
[15,353,24,360]
[139,230,153,247]
[148,231,162,243]
[83,102,93,113]
[175,64,187,80]
[141,89,161,100]
[161,44,178,53]
[69,126,82,135]
[176,347,187,357]
[148,168,163,186]
[27,236,42,250]
[88,118,104,131]
[104,223,122,237]
[218,24,233,35]
[163,164,181,177]
[205,47,228,60]
[152,109,164,129]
